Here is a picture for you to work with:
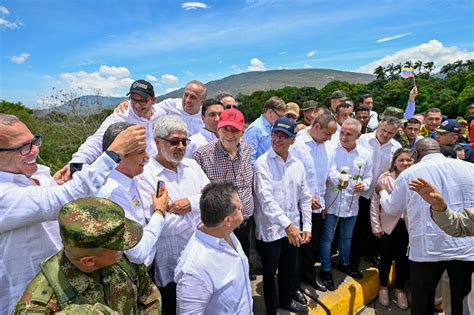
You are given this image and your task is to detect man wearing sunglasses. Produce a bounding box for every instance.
[136,115,210,314]
[56,79,159,183]
[244,96,288,163]
[0,114,146,314]
[216,92,239,110]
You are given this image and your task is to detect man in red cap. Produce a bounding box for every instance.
[193,108,255,278]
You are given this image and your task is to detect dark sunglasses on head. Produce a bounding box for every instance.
[0,135,43,156]
[159,137,191,147]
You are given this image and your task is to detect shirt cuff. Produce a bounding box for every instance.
[276,213,292,230]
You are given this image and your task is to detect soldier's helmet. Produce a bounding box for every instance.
[59,197,143,250]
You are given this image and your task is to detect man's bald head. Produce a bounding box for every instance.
[414,138,440,162]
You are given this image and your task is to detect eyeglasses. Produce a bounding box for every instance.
[159,137,191,147]
[225,104,239,109]
[129,96,149,105]
[271,108,284,118]
[285,113,298,120]
[0,135,43,156]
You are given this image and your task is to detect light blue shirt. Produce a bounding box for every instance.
[243,114,272,162]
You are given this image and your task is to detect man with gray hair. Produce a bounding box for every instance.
[352,116,402,268]
[136,115,210,314]
[244,96,288,162]
[215,92,239,109]
[175,181,253,313]
[96,122,170,267]
[0,114,146,314]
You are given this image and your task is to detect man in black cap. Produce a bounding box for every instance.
[329,90,347,113]
[55,79,161,182]
[436,118,474,162]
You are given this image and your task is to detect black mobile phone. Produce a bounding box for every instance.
[69,163,83,177]
[156,180,165,198]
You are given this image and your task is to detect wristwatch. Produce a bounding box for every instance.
[105,150,121,163]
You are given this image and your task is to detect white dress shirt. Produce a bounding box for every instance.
[357,131,401,198]
[70,102,161,164]
[154,98,204,137]
[324,144,373,217]
[0,153,117,315]
[175,229,253,314]
[368,110,379,129]
[290,130,335,211]
[136,157,210,287]
[96,169,164,266]
[379,153,474,262]
[253,148,312,242]
[329,123,341,146]
[185,127,217,158]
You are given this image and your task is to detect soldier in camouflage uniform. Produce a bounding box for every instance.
[381,107,409,148]
[14,197,161,314]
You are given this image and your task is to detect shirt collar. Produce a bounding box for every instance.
[216,139,243,157]
[109,169,134,190]
[195,228,240,252]
[200,128,217,141]
[0,165,50,184]
[268,147,296,163]
[59,250,98,296]
[149,156,192,175]
[420,152,445,162]
[261,115,272,129]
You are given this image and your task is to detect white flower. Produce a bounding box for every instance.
[340,166,350,173]
[354,159,365,169]
[340,173,351,182]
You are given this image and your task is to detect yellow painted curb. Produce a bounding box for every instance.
[309,265,395,315]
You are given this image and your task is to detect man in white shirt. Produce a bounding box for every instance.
[290,113,337,292]
[175,181,253,314]
[185,98,224,158]
[358,94,379,130]
[352,116,401,268]
[319,119,373,291]
[376,138,474,315]
[154,80,207,137]
[0,114,146,315]
[254,117,312,314]
[55,79,161,182]
[136,115,210,315]
[96,122,170,267]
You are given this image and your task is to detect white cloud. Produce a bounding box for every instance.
[59,67,134,96]
[161,74,179,84]
[248,57,265,71]
[0,18,22,29]
[9,52,30,64]
[231,64,243,74]
[43,75,53,80]
[181,2,210,10]
[356,40,474,74]
[146,74,158,81]
[277,67,290,70]
[184,70,194,76]
[0,6,9,15]
[165,87,179,93]
[307,50,317,57]
[304,63,312,69]
[278,51,288,55]
[376,32,412,43]
[99,65,130,78]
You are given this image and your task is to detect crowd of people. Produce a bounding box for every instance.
[1,78,473,315]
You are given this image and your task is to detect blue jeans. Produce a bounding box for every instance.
[319,214,357,272]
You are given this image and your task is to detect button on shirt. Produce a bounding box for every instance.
[324,144,373,218]
[357,131,401,199]
[185,127,217,158]
[70,102,161,164]
[136,157,210,287]
[254,148,312,242]
[244,114,273,162]
[96,170,165,267]
[175,229,253,314]
[193,139,254,219]
[0,153,117,315]
[379,153,474,262]
[290,129,335,211]
[154,98,204,137]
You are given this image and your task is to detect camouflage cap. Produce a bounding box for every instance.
[329,90,346,100]
[59,197,143,250]
[380,106,406,121]
[301,100,318,111]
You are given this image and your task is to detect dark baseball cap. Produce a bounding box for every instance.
[329,90,346,100]
[272,117,297,137]
[127,80,155,99]
[436,119,461,134]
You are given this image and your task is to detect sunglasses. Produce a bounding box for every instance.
[285,113,298,120]
[129,96,149,105]
[159,137,191,147]
[225,104,239,109]
[0,135,43,156]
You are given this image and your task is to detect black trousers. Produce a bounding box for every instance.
[351,196,379,262]
[378,220,409,289]
[299,212,323,283]
[234,217,251,258]
[410,260,473,315]
[158,281,177,315]
[257,238,298,315]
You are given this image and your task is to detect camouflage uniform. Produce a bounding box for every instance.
[14,197,161,314]
[381,106,409,148]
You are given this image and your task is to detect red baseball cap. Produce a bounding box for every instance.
[218,108,245,131]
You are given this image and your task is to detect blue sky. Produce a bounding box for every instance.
[1,0,473,108]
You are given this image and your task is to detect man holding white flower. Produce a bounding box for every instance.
[319,118,373,291]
